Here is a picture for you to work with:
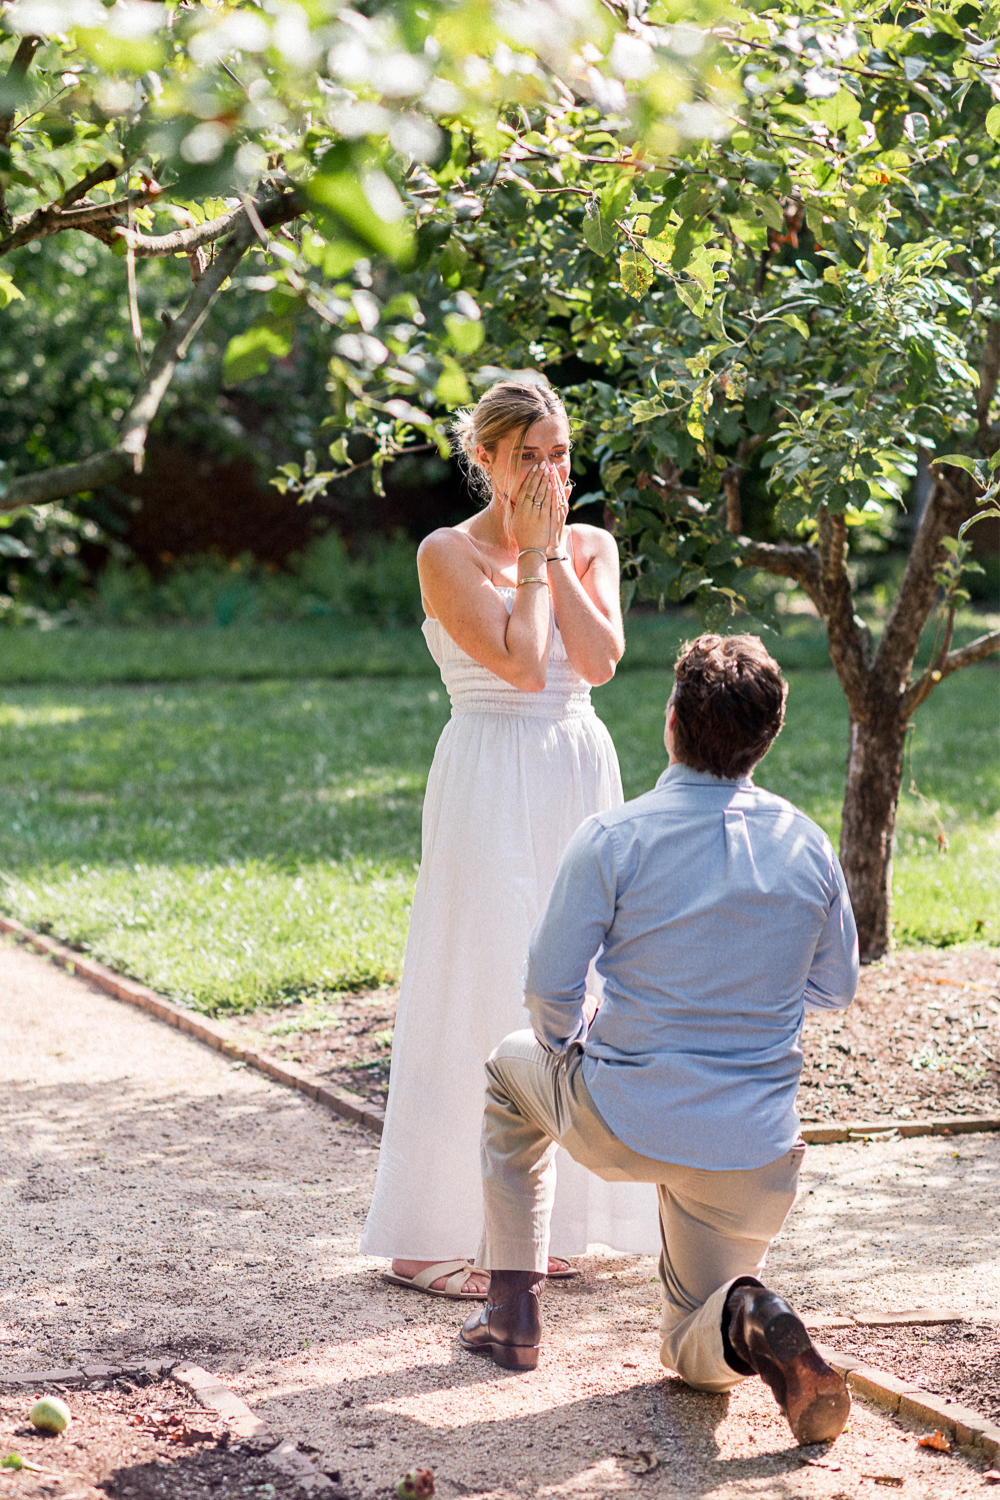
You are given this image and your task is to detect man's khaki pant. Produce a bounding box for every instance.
[479,1030,805,1393]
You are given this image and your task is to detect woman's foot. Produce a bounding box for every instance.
[389,1258,573,1294]
[392,1259,491,1295]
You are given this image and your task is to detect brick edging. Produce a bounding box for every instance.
[172,1361,334,1494]
[0,915,385,1136]
[815,1344,1000,1459]
[0,1360,334,1494]
[4,913,998,1148]
[801,1116,1000,1144]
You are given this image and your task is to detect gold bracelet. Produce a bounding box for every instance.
[517,576,547,587]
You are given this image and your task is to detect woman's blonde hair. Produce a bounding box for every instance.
[451,379,569,505]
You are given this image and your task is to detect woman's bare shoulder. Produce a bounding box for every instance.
[570,523,619,565]
[418,525,478,563]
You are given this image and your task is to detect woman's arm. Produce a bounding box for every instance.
[547,524,625,686]
[417,467,557,692]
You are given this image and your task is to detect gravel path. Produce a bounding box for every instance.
[2,941,997,1500]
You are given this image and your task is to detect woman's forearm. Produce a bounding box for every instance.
[501,580,552,691]
[547,560,624,685]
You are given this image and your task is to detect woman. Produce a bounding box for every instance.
[360,379,658,1296]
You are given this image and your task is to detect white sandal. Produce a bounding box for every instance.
[381,1260,489,1300]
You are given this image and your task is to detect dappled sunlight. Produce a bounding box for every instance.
[769,1133,1000,1316]
[0,702,95,729]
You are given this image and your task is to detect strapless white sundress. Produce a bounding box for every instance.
[360,580,659,1260]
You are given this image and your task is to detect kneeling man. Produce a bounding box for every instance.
[461,634,859,1445]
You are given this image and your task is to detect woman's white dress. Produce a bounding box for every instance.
[360,584,659,1261]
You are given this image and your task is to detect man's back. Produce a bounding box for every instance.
[524,763,859,1171]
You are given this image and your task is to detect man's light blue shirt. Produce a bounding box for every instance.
[523,763,859,1171]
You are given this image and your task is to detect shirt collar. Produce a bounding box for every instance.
[654,763,755,792]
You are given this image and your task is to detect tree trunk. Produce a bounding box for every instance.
[838,706,908,962]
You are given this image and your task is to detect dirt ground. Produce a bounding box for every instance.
[0,1374,305,1500]
[223,949,1000,1123]
[829,1321,1000,1423]
[2,940,1000,1500]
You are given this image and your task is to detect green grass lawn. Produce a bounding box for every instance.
[0,603,993,684]
[0,651,996,1012]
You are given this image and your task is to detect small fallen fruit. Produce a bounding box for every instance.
[396,1469,434,1498]
[29,1398,71,1435]
[917,1430,952,1453]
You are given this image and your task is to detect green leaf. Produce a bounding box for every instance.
[444,313,485,354]
[600,174,635,226]
[814,90,862,133]
[631,396,667,423]
[438,237,468,287]
[675,280,706,318]
[619,248,654,300]
[308,172,414,265]
[754,193,786,232]
[696,588,737,631]
[780,313,810,340]
[708,295,730,344]
[935,453,978,476]
[435,359,471,407]
[671,220,697,272]
[583,203,614,256]
[986,105,1000,141]
[743,160,780,191]
[642,237,673,266]
[688,252,716,296]
[729,216,768,252]
[646,200,675,238]
[223,319,295,385]
[0,271,24,309]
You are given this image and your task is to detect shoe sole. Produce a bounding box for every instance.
[460,1336,540,1371]
[783,1348,851,1445]
[755,1308,850,1445]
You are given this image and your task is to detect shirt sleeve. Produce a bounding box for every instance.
[803,851,860,1014]
[523,816,619,1053]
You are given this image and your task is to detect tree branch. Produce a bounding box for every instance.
[815,506,871,715]
[0,188,305,510]
[939,628,1000,676]
[976,318,1000,455]
[873,470,977,702]
[115,204,244,257]
[901,628,1000,717]
[0,188,159,257]
[61,161,120,209]
[902,599,956,718]
[739,538,823,607]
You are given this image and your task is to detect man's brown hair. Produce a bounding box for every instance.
[670,634,788,780]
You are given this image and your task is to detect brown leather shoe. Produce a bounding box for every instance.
[459,1270,544,1371]
[725,1282,850,1445]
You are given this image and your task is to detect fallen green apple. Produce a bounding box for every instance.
[29,1398,70,1434]
[395,1469,434,1499]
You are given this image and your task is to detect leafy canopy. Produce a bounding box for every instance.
[2,0,1000,627]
